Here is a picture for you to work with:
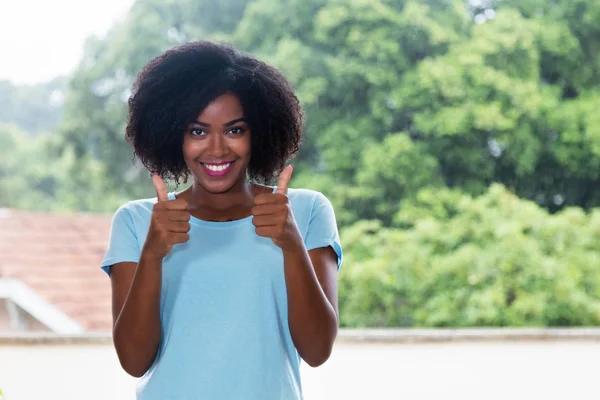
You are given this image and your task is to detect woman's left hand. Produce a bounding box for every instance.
[252,165,302,251]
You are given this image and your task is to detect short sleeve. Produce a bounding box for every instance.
[100,204,141,276]
[304,192,343,269]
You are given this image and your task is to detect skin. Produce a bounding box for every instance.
[110,92,339,378]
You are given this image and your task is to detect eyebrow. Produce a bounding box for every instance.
[191,117,247,127]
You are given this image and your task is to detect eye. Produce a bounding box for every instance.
[189,128,207,136]
[228,126,245,135]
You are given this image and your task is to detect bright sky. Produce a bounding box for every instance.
[0,0,135,85]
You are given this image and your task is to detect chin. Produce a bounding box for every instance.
[201,181,238,194]
[190,167,247,194]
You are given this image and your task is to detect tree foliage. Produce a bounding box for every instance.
[0,78,66,136]
[340,185,600,327]
[36,0,600,220]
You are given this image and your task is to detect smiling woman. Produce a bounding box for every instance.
[125,41,302,186]
[101,41,342,400]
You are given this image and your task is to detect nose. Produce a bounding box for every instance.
[207,132,227,158]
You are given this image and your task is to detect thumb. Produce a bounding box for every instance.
[152,174,169,202]
[276,165,294,195]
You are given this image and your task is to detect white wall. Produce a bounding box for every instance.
[1,340,599,399]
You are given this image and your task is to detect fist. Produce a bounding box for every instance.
[143,174,191,259]
[251,165,301,251]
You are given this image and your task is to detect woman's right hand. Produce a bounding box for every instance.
[143,174,191,259]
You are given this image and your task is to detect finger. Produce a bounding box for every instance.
[168,232,190,245]
[276,165,294,195]
[152,174,169,202]
[255,226,277,238]
[164,199,189,211]
[251,203,285,216]
[253,193,287,206]
[252,215,280,227]
[167,211,191,222]
[169,222,191,233]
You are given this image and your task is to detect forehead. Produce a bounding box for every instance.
[196,92,244,122]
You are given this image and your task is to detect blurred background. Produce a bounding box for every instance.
[1,0,600,399]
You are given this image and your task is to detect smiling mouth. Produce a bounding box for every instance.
[200,161,235,177]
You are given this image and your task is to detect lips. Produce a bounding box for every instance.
[200,160,236,178]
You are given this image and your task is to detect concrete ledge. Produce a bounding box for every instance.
[336,328,600,343]
[2,328,600,345]
[0,332,113,345]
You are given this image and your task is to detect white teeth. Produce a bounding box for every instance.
[204,163,230,171]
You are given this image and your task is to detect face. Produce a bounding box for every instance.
[182,92,251,194]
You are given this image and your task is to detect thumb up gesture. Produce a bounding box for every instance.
[143,174,191,259]
[251,165,301,251]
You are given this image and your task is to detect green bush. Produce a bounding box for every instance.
[339,184,600,327]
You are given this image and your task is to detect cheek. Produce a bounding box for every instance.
[182,138,204,159]
[232,135,252,157]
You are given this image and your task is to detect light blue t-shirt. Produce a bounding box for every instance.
[100,187,342,400]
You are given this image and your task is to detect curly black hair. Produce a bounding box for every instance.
[126,41,303,184]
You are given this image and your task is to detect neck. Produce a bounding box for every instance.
[188,178,254,212]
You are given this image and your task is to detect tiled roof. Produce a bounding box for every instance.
[0,208,113,332]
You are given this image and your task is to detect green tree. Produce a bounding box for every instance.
[0,77,66,136]
[339,184,600,327]
[0,125,58,210]
[0,124,128,212]
[22,0,599,222]
[393,6,600,213]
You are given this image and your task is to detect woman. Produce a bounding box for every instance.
[101,41,342,399]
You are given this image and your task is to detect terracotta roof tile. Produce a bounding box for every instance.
[0,208,113,332]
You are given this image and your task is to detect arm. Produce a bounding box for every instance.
[108,175,190,377]
[110,254,163,378]
[252,166,342,367]
[283,244,339,367]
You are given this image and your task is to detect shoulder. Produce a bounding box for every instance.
[288,188,325,205]
[111,195,160,223]
[287,188,341,262]
[287,188,334,217]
